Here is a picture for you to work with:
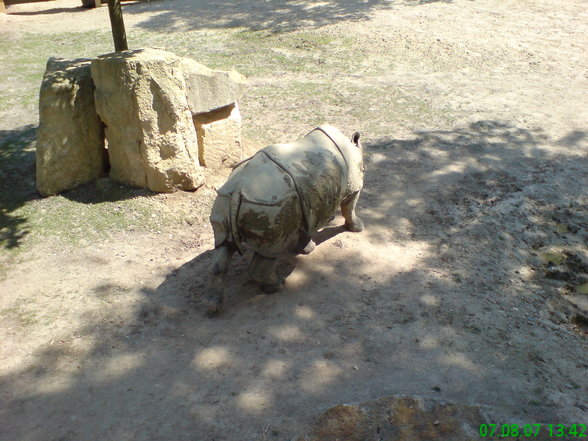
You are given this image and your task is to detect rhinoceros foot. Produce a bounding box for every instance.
[261,280,284,294]
[345,217,364,233]
[249,252,285,294]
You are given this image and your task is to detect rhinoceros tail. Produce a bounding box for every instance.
[229,188,244,254]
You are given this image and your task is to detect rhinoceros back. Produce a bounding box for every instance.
[263,127,347,233]
[210,125,351,257]
[210,151,303,256]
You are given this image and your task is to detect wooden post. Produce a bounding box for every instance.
[0,0,7,14]
[106,0,128,52]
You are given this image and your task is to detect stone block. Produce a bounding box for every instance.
[194,103,243,169]
[91,48,203,193]
[36,57,106,197]
[181,57,247,115]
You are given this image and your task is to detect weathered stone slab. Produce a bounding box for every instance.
[181,57,247,115]
[36,57,106,197]
[194,103,243,169]
[91,48,203,192]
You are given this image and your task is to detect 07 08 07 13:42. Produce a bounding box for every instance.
[479,423,587,437]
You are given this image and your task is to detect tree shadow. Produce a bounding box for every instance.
[60,176,159,205]
[148,223,348,316]
[125,0,452,33]
[7,6,87,15]
[1,120,587,440]
[0,125,38,249]
[0,124,171,251]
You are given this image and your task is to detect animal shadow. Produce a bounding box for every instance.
[146,224,348,318]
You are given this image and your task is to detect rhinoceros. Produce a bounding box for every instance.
[206,125,365,314]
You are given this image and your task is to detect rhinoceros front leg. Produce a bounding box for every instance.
[250,252,282,294]
[206,245,234,316]
[341,191,364,232]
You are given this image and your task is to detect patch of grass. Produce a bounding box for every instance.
[0,179,194,280]
[0,130,192,276]
[243,79,455,138]
[129,28,362,77]
[0,30,113,112]
[15,186,187,247]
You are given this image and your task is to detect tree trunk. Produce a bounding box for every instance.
[107,0,128,52]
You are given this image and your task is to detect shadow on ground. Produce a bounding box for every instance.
[7,6,87,15]
[0,125,163,251]
[0,126,37,249]
[125,0,453,32]
[1,120,586,440]
[60,177,158,205]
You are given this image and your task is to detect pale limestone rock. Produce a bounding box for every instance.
[91,48,203,193]
[36,57,106,197]
[194,104,243,169]
[181,58,247,114]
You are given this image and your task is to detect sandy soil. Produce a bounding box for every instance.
[1,0,587,440]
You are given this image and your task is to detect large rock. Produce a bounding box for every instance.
[297,396,492,441]
[297,395,558,441]
[91,49,203,192]
[194,103,243,169]
[181,58,247,115]
[36,57,106,197]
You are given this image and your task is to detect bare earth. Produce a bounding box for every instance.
[0,0,587,440]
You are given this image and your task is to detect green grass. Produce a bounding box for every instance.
[0,30,114,112]
[242,79,455,138]
[127,28,362,76]
[18,192,177,245]
[0,126,190,279]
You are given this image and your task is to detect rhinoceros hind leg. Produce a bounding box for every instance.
[341,191,364,232]
[206,245,234,316]
[301,239,316,255]
[250,252,282,294]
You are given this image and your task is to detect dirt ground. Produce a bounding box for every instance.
[0,0,587,440]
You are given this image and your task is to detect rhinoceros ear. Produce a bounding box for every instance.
[351,131,360,146]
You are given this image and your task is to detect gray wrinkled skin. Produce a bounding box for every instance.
[206,125,365,315]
